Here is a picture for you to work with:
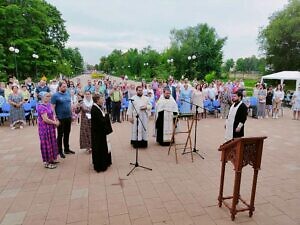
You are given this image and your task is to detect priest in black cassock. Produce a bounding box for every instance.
[91,94,112,172]
[155,87,179,146]
[225,89,248,141]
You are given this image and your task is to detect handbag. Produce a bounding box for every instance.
[104,114,113,135]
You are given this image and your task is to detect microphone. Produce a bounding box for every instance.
[129,99,134,101]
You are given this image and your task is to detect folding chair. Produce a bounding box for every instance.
[249,97,258,118]
[23,102,32,125]
[32,104,39,126]
[212,99,221,118]
[203,99,214,118]
[0,103,10,125]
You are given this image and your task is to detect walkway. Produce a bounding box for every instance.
[0,75,299,225]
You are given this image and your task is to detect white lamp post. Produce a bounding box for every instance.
[188,55,196,61]
[32,53,39,80]
[9,46,19,78]
[188,55,197,78]
[167,58,174,64]
[167,58,174,75]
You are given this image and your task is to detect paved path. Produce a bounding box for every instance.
[0,75,299,225]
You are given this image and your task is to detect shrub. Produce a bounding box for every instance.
[204,71,216,83]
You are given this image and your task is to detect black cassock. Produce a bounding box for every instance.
[91,105,112,172]
[156,111,177,146]
[233,102,248,138]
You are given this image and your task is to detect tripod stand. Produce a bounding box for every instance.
[127,100,152,176]
[181,99,205,159]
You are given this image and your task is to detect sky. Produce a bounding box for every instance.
[46,0,288,65]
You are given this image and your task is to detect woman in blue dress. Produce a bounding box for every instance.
[180,84,192,114]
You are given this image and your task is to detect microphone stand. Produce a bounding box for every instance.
[180,99,205,159]
[127,99,152,176]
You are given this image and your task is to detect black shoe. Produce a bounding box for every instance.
[59,153,66,158]
[65,149,75,154]
[117,121,121,123]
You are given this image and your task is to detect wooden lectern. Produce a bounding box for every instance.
[218,136,267,221]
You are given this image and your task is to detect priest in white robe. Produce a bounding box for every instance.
[127,86,152,148]
[225,90,248,141]
[155,87,179,146]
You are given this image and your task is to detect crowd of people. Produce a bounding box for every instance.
[0,74,299,171]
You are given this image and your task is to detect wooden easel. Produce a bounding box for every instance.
[168,113,194,163]
[218,136,267,220]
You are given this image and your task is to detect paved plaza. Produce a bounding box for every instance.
[0,79,300,225]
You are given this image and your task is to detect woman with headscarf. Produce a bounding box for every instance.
[75,90,93,153]
[37,92,60,169]
[8,84,25,129]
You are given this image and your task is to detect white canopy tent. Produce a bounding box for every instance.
[261,71,300,91]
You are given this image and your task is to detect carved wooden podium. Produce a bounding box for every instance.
[218,136,267,220]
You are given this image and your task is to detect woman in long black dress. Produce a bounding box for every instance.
[91,94,112,172]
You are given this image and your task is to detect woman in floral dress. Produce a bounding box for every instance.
[8,84,25,129]
[75,90,93,153]
[37,92,60,169]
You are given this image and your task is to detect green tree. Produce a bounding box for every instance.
[170,23,227,79]
[222,58,235,73]
[0,0,83,81]
[258,0,300,71]
[61,47,84,76]
[235,56,266,74]
[235,58,245,73]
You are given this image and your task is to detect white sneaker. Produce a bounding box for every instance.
[11,126,16,130]
[20,126,23,129]
[276,115,279,119]
[265,115,268,119]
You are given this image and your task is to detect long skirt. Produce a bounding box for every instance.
[38,124,58,163]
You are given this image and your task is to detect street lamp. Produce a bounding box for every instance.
[167,58,174,64]
[188,55,196,61]
[32,53,39,81]
[188,55,197,78]
[167,58,174,75]
[9,46,19,78]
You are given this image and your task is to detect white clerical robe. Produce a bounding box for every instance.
[155,96,178,144]
[225,101,242,141]
[127,95,152,145]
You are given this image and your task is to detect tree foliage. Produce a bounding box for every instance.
[170,23,227,79]
[222,58,235,73]
[258,0,300,71]
[235,55,266,74]
[98,23,227,81]
[0,0,84,81]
